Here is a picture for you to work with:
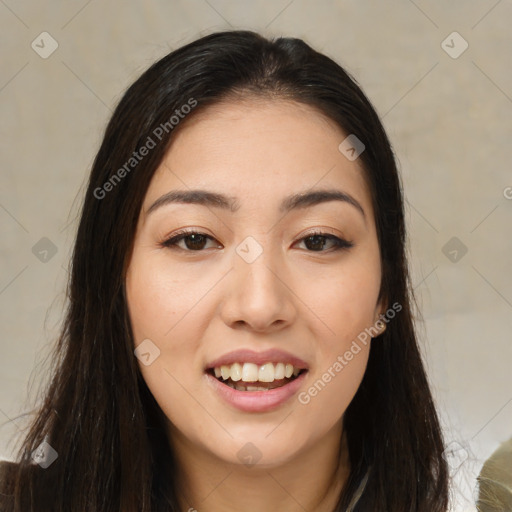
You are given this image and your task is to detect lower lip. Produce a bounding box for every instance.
[205,371,308,413]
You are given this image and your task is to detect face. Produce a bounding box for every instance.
[125,98,384,469]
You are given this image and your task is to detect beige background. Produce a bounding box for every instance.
[1,1,511,510]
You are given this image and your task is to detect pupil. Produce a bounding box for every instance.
[185,234,206,250]
[306,235,325,251]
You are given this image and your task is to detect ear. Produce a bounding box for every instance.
[373,296,388,321]
[373,297,388,337]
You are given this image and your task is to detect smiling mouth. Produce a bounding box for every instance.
[206,368,307,391]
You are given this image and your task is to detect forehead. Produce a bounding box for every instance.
[143,98,374,220]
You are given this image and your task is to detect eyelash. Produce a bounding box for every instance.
[160,228,354,253]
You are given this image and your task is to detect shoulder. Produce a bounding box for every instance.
[477,438,512,511]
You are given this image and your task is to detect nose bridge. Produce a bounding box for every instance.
[237,240,280,294]
[220,235,297,331]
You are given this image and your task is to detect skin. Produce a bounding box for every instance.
[125,98,386,512]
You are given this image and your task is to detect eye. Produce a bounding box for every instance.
[161,229,354,253]
[295,231,354,252]
[161,230,221,251]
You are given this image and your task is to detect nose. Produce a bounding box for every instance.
[219,244,298,333]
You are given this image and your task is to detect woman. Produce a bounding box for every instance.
[0,30,449,511]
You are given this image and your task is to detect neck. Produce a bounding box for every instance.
[169,420,350,512]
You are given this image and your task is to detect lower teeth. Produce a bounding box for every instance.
[221,376,299,392]
[227,383,271,391]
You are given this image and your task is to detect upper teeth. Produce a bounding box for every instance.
[213,362,301,382]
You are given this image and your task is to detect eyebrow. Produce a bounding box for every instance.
[145,188,366,221]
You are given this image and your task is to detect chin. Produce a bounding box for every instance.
[208,433,303,469]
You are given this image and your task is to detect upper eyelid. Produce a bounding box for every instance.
[164,229,347,241]
[163,229,353,249]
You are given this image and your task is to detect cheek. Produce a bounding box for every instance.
[126,256,208,430]
[299,343,370,433]
[126,254,213,341]
[125,251,224,389]
[297,271,375,422]
[293,254,379,418]
[297,258,381,343]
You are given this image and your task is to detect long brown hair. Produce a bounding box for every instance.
[0,30,449,511]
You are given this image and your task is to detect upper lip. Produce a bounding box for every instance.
[206,349,309,370]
